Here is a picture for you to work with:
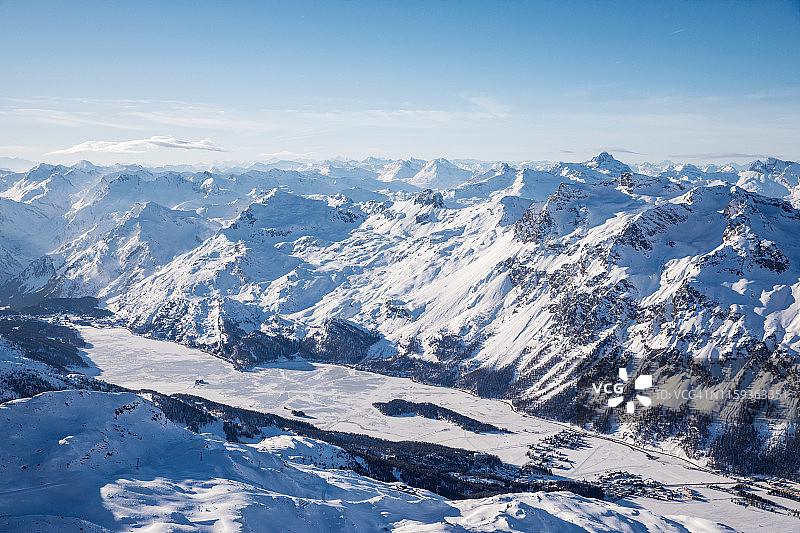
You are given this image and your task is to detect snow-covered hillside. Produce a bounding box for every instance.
[1,360,727,532]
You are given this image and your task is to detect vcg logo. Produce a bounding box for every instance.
[592,368,653,413]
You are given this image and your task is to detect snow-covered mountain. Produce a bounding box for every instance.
[0,156,37,172]
[408,157,473,188]
[736,157,800,208]
[378,157,425,182]
[1,152,799,478]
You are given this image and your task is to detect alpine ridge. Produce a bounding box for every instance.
[1,153,799,475]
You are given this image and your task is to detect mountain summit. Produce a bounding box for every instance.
[584,151,632,176]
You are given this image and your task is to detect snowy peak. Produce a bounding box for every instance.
[491,162,514,174]
[70,159,98,171]
[737,157,800,207]
[107,201,217,258]
[30,201,220,301]
[224,189,362,243]
[584,151,632,176]
[0,165,80,214]
[747,156,798,175]
[378,159,424,182]
[514,180,640,243]
[408,158,472,189]
[314,161,379,180]
[467,162,518,185]
[0,198,58,281]
[452,166,565,205]
[0,255,56,306]
[4,152,800,489]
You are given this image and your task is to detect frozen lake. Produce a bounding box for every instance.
[77,325,800,532]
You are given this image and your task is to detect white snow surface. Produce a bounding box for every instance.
[1,385,720,532]
[69,325,799,532]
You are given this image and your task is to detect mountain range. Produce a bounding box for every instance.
[1,152,800,529]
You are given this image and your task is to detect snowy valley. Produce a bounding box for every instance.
[1,153,800,531]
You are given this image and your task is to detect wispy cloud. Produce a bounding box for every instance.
[129,111,270,131]
[668,152,766,159]
[48,136,227,154]
[461,95,510,118]
[130,105,510,133]
[0,144,38,154]
[1,107,133,129]
[257,150,316,159]
[670,28,686,35]
[605,147,643,155]
[6,94,795,163]
[744,87,800,100]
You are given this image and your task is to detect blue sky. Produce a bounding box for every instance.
[1,0,798,165]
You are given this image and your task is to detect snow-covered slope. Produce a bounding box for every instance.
[57,201,220,298]
[0,388,711,532]
[108,189,365,355]
[0,199,58,283]
[450,164,572,206]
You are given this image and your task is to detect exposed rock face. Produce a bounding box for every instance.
[413,188,445,208]
[300,319,381,365]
